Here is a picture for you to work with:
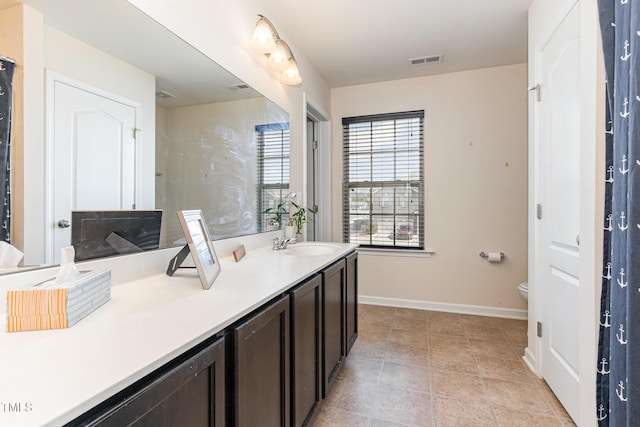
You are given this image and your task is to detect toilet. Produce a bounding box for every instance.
[518,282,528,303]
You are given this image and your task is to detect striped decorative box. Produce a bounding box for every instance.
[5,269,111,332]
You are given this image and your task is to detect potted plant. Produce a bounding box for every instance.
[289,201,316,241]
[263,202,287,230]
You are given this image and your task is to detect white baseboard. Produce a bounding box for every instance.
[359,295,528,320]
[523,347,538,376]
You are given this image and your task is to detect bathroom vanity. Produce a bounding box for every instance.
[0,242,357,427]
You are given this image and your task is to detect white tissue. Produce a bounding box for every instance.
[0,241,23,268]
[487,252,503,262]
[55,246,80,284]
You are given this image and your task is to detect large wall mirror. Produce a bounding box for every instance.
[0,0,290,270]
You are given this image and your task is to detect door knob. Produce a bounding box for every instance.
[58,219,71,228]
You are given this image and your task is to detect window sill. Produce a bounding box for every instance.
[356,247,435,258]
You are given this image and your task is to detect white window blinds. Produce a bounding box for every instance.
[256,123,290,231]
[342,111,424,249]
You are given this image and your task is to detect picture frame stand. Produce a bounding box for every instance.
[165,244,192,277]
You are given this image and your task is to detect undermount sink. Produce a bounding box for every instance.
[283,243,342,256]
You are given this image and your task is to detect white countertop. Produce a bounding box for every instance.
[0,242,357,427]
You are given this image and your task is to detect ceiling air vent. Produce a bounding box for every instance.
[155,90,176,99]
[408,54,444,67]
[225,84,250,91]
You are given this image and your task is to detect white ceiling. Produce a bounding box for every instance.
[262,0,534,88]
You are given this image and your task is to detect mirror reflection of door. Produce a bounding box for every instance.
[48,73,138,263]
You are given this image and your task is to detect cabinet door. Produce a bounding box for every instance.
[234,295,290,427]
[290,275,322,427]
[81,336,226,427]
[345,251,358,354]
[322,259,346,397]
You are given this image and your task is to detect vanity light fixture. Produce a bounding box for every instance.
[250,14,302,86]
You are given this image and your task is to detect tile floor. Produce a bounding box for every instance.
[311,304,576,427]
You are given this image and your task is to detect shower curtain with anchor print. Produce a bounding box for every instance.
[0,56,15,243]
[596,0,640,425]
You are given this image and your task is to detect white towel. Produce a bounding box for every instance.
[0,241,23,268]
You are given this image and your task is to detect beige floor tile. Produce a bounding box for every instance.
[483,378,555,416]
[459,314,499,327]
[364,305,397,318]
[559,416,577,426]
[431,371,488,403]
[383,342,430,368]
[510,341,527,358]
[312,406,370,427]
[374,384,433,426]
[429,318,466,337]
[316,306,548,427]
[339,355,383,383]
[428,311,461,322]
[361,311,396,329]
[326,376,380,415]
[431,349,479,375]
[369,418,411,427]
[359,321,392,339]
[429,334,470,352]
[433,396,494,427]
[350,336,388,360]
[393,316,428,333]
[492,406,563,426]
[388,329,429,349]
[469,339,519,360]
[498,319,528,344]
[537,381,572,418]
[395,307,429,322]
[475,355,535,383]
[379,360,431,393]
[463,323,507,342]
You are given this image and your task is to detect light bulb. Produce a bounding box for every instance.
[250,19,276,54]
[266,40,289,71]
[279,59,302,86]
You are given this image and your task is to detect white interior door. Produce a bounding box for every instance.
[539,3,581,421]
[49,75,137,263]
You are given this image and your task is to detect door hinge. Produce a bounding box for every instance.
[312,140,318,150]
[313,204,319,212]
[536,204,542,220]
[537,321,542,338]
[528,84,541,102]
[132,203,136,209]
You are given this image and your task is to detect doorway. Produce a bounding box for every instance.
[305,97,331,242]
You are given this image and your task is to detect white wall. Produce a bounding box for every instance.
[331,64,529,314]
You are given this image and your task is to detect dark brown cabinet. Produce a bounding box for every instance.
[321,259,346,397]
[290,274,323,427]
[72,336,226,427]
[232,295,290,427]
[69,251,358,427]
[345,251,358,354]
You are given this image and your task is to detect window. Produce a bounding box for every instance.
[342,111,424,249]
[256,123,290,231]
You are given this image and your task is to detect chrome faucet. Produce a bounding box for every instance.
[273,237,294,250]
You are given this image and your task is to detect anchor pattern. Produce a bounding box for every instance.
[597,0,639,425]
[0,56,13,243]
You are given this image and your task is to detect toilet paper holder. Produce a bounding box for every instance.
[479,251,504,261]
